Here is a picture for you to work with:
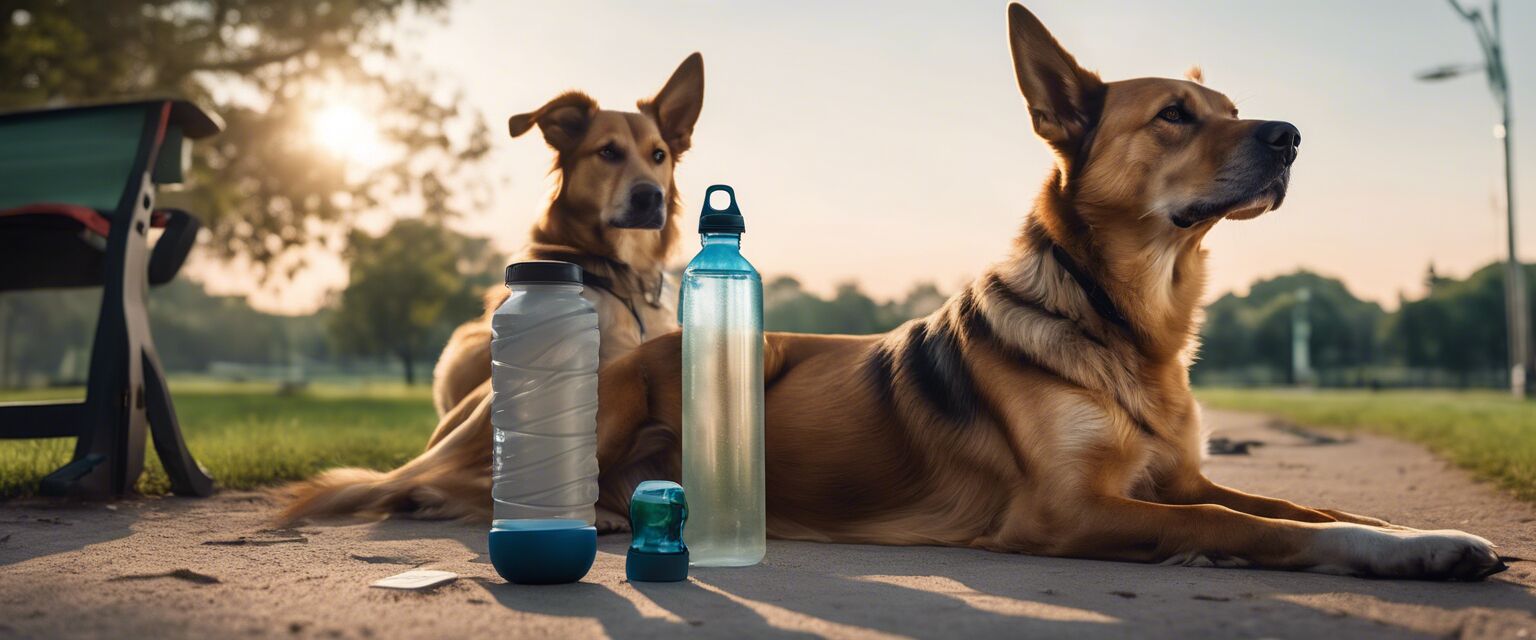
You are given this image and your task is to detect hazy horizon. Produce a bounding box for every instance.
[193,0,1536,315]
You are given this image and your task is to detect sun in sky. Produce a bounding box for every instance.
[310,102,389,170]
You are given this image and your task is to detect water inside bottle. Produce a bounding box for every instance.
[681,271,766,566]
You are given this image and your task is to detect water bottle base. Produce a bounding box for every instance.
[488,522,597,584]
[688,551,766,567]
[690,560,762,568]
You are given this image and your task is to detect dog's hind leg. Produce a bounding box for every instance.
[594,330,793,473]
[594,332,684,519]
[596,332,684,464]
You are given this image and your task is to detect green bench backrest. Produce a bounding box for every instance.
[0,104,184,214]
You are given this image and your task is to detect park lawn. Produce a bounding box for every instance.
[0,379,437,498]
[1197,387,1536,501]
[4,381,1531,503]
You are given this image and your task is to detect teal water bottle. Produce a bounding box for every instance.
[680,185,766,567]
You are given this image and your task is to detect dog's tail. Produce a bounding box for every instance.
[277,467,392,522]
[275,394,495,526]
[275,464,489,524]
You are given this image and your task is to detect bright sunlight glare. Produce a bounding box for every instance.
[311,103,388,170]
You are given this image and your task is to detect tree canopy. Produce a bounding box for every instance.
[764,277,946,335]
[1,0,490,277]
[1386,263,1536,382]
[327,217,495,384]
[1197,271,1385,383]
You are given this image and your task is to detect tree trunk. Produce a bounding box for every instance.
[401,352,415,385]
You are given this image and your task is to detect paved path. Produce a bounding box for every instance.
[2,410,1534,639]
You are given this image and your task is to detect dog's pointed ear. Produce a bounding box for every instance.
[1007,4,1104,149]
[509,91,598,153]
[639,52,704,156]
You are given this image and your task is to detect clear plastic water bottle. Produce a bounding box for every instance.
[491,260,600,525]
[680,185,766,567]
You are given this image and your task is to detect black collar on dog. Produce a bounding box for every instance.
[530,247,664,339]
[1050,243,1133,334]
[579,269,658,338]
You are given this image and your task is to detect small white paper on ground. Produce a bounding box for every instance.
[369,569,458,591]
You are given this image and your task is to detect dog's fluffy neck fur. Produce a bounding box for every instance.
[1022,168,1210,367]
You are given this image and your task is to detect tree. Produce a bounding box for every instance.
[0,278,332,386]
[1385,262,1536,385]
[0,0,490,276]
[328,218,491,384]
[1194,270,1384,383]
[763,277,947,335]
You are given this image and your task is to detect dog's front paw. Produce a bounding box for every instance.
[1313,525,1507,581]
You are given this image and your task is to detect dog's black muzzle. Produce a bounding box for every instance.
[1169,121,1299,228]
[1254,120,1300,167]
[610,183,666,229]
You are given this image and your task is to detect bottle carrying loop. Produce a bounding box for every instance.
[698,184,746,234]
[703,185,740,215]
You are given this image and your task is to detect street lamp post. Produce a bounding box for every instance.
[1292,286,1313,386]
[1419,0,1531,398]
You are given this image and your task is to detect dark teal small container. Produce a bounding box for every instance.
[625,480,689,582]
[489,519,596,585]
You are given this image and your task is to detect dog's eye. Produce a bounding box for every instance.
[597,144,622,161]
[652,149,666,163]
[1157,106,1187,123]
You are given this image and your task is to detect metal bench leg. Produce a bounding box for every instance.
[143,347,213,496]
[39,172,157,498]
[38,306,144,498]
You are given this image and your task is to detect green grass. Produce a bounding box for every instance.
[6,381,1531,503]
[1197,387,1536,501]
[0,380,437,498]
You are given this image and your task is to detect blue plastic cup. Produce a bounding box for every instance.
[489,519,597,585]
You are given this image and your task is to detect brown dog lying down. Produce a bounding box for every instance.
[283,5,1506,580]
[280,54,703,525]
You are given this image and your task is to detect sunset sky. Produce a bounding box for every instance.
[203,0,1536,314]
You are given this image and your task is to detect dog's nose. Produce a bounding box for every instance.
[629,183,664,212]
[1255,121,1301,165]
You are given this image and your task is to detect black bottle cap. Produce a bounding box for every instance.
[505,260,582,285]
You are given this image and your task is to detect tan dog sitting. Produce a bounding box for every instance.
[281,54,704,525]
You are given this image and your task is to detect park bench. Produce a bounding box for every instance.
[0,99,220,498]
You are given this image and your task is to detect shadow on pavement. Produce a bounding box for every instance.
[321,514,1536,639]
[0,496,166,568]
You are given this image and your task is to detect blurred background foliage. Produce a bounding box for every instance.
[0,0,491,274]
[4,260,1534,387]
[1197,264,1536,388]
[328,217,500,384]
